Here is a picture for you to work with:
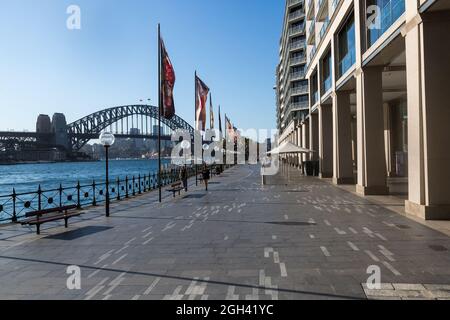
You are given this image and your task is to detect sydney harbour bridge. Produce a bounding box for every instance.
[0,105,195,162]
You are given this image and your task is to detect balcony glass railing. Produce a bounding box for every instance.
[311,91,319,105]
[288,9,305,21]
[309,20,316,36]
[322,77,332,94]
[290,55,306,65]
[290,41,306,51]
[367,0,405,47]
[290,71,306,80]
[290,86,309,96]
[319,18,330,41]
[289,24,306,36]
[338,49,355,77]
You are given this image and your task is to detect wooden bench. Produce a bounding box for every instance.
[166,182,184,198]
[21,205,81,235]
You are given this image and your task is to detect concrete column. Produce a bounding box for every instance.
[302,121,309,162]
[297,126,302,166]
[404,9,450,220]
[332,91,354,184]
[319,105,333,178]
[383,102,395,177]
[294,127,300,167]
[309,113,319,161]
[355,66,388,195]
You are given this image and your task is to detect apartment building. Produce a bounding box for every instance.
[276,0,310,159]
[282,0,450,220]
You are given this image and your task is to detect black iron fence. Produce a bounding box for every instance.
[0,164,228,224]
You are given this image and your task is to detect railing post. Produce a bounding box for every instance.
[76,181,81,209]
[117,178,121,201]
[92,180,97,206]
[125,176,129,198]
[132,176,136,196]
[59,184,63,208]
[138,174,142,194]
[37,185,42,211]
[12,188,17,223]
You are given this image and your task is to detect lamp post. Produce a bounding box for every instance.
[181,140,190,191]
[100,132,116,217]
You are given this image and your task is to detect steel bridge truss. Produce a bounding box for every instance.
[67,105,194,151]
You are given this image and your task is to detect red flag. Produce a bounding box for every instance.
[195,75,209,131]
[225,115,235,140]
[160,38,176,119]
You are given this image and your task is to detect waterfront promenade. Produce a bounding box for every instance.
[0,165,450,300]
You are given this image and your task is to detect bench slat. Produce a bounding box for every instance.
[24,212,81,226]
[25,205,78,218]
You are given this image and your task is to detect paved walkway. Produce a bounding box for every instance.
[0,165,449,300]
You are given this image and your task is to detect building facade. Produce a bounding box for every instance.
[276,0,310,160]
[281,0,450,220]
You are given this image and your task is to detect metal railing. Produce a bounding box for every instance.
[288,9,305,21]
[290,71,306,81]
[290,54,307,66]
[289,24,306,36]
[290,85,309,96]
[0,164,227,224]
[288,0,302,7]
[289,41,306,51]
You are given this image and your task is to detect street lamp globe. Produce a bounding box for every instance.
[202,144,210,151]
[100,132,115,147]
[181,140,190,149]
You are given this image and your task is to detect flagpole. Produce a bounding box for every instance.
[158,23,162,203]
[195,71,198,186]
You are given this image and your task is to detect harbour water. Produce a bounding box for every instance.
[0,159,172,196]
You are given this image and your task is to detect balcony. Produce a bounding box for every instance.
[307,20,316,45]
[285,101,310,120]
[288,9,305,22]
[307,0,315,20]
[331,0,341,17]
[290,54,307,66]
[319,17,330,42]
[289,85,309,96]
[289,41,306,51]
[289,23,306,37]
[288,0,302,7]
[317,0,329,22]
[290,71,306,81]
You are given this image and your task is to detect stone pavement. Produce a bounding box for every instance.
[0,165,449,300]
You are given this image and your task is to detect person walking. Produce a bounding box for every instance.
[180,166,188,192]
[202,165,211,191]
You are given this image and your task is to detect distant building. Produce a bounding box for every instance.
[51,113,69,150]
[36,115,51,133]
[276,0,309,147]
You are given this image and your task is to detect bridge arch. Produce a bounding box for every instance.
[67,105,194,151]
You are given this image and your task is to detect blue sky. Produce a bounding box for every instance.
[0,0,283,132]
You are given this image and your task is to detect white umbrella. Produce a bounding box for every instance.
[267,142,315,155]
[266,142,315,182]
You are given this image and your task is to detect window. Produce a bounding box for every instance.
[366,0,405,47]
[337,14,356,78]
[321,50,332,94]
[311,72,319,106]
